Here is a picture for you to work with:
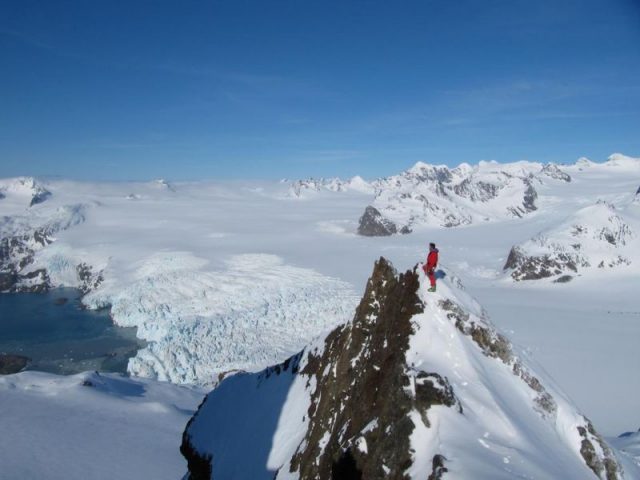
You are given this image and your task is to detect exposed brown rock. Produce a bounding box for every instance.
[577,420,622,480]
[0,354,30,375]
[290,258,428,479]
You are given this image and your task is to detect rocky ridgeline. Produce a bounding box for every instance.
[0,204,101,293]
[504,196,638,282]
[287,176,374,197]
[357,161,563,235]
[540,163,572,182]
[180,258,627,480]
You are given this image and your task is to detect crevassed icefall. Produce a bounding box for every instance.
[83,253,358,385]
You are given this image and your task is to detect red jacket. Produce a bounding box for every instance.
[424,249,439,273]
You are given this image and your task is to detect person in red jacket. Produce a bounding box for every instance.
[422,242,439,292]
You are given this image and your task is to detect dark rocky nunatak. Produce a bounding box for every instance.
[357,206,401,236]
[0,354,30,374]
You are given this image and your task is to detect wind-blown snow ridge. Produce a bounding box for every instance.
[181,258,636,479]
[82,253,358,385]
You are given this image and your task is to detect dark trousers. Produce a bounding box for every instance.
[427,269,436,287]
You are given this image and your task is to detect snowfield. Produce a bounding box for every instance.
[0,371,205,480]
[1,153,640,478]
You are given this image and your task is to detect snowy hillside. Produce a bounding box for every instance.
[611,430,640,467]
[357,160,551,234]
[356,154,640,235]
[0,370,205,480]
[181,258,638,480]
[504,192,640,282]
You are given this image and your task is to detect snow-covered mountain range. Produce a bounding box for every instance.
[356,154,637,236]
[181,258,638,479]
[284,175,374,197]
[358,160,545,235]
[1,154,640,479]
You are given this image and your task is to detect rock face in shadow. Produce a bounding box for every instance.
[507,179,538,218]
[357,206,402,236]
[29,188,52,207]
[289,258,452,479]
[0,354,30,374]
[180,257,629,480]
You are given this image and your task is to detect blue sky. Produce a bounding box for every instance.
[1,0,639,180]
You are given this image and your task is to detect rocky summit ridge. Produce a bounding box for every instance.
[180,258,634,480]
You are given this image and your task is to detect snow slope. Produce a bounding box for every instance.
[181,259,638,479]
[504,197,639,281]
[0,370,205,480]
[611,430,640,468]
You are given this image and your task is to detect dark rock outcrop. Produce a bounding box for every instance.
[503,246,582,281]
[427,454,448,480]
[553,275,573,283]
[0,204,93,293]
[540,163,571,182]
[357,206,401,236]
[0,228,54,292]
[577,420,622,480]
[288,258,449,479]
[29,188,52,207]
[507,180,538,218]
[76,263,104,293]
[0,354,30,374]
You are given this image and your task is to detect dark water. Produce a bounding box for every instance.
[0,288,144,375]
